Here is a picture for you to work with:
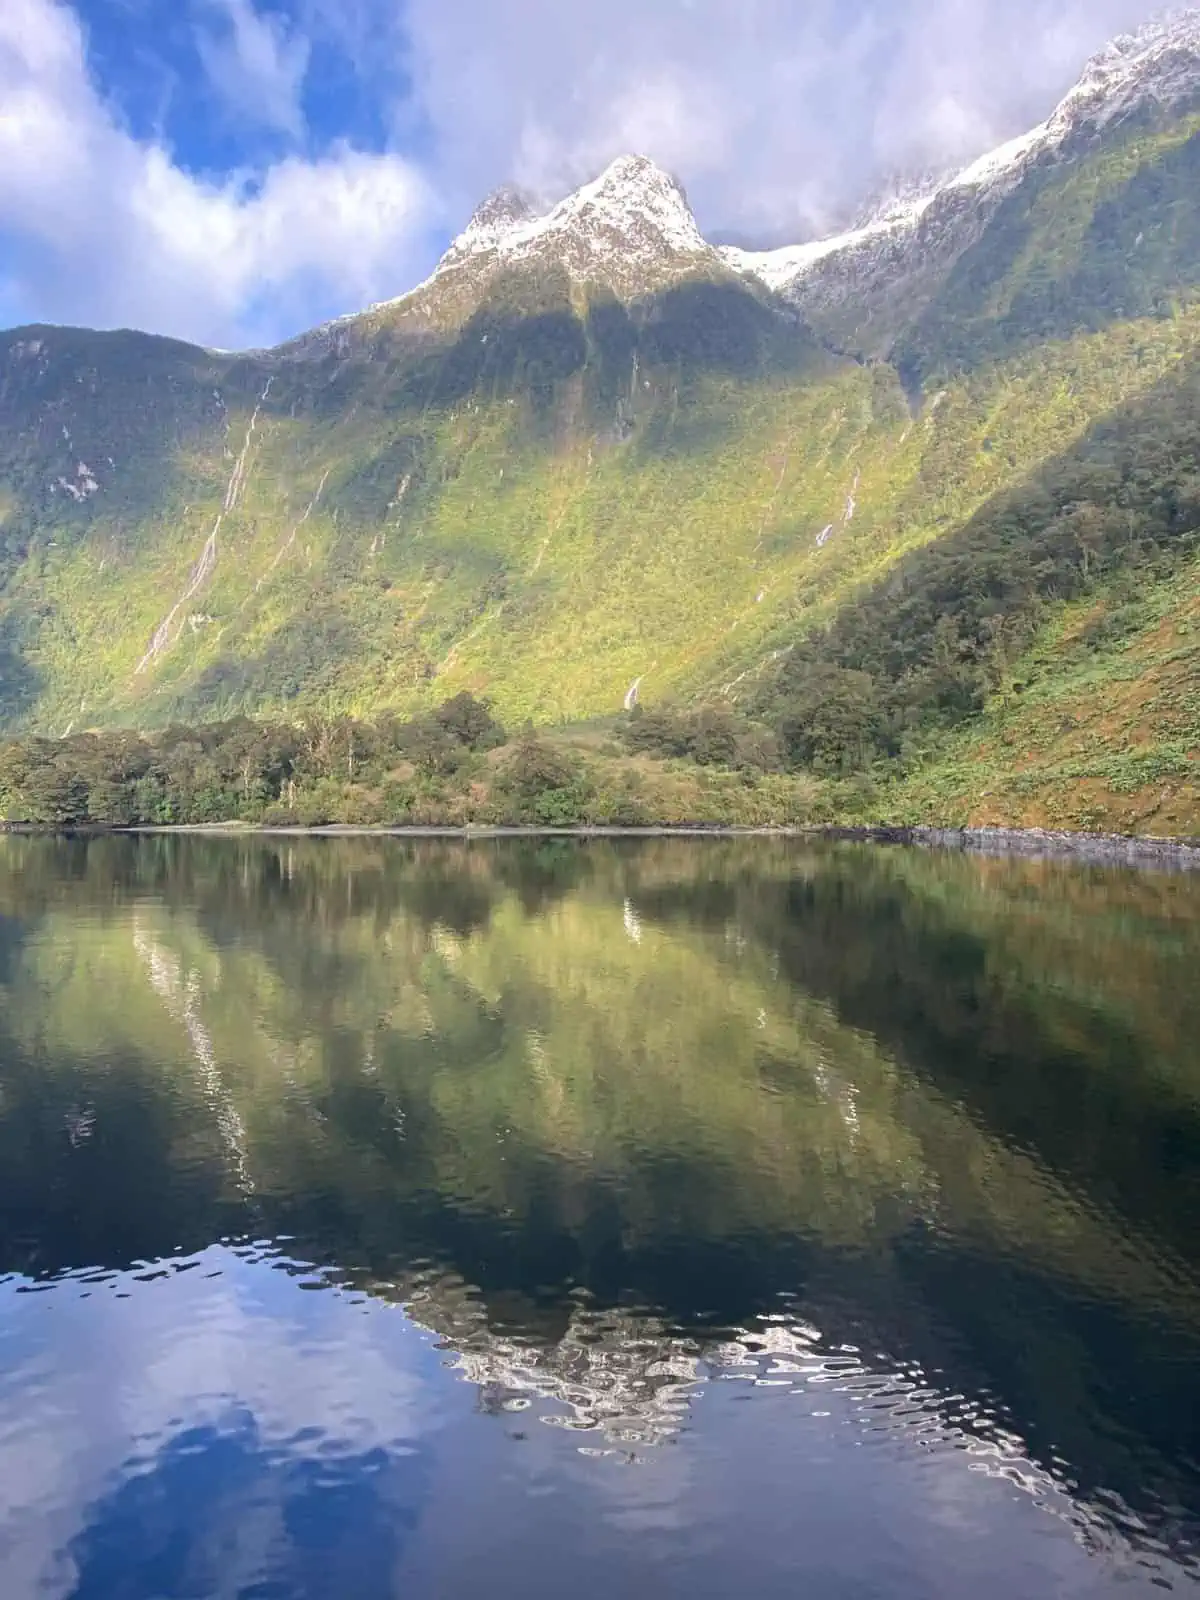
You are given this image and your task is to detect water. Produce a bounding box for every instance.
[0,835,1198,1599]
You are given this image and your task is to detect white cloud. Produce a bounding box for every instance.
[196,0,312,138]
[403,0,1168,244]
[0,0,1176,344]
[0,0,435,347]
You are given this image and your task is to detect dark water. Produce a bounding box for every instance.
[1,837,1198,1599]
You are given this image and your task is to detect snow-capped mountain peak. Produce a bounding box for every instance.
[545,154,707,258]
[444,186,540,263]
[1060,10,1200,127]
[294,156,717,345]
[426,154,715,299]
[301,11,1200,353]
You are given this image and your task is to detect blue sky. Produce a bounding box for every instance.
[0,0,1167,349]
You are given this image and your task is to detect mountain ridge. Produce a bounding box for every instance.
[280,12,1200,359]
[21,11,1200,363]
[723,10,1200,355]
[2,12,1200,834]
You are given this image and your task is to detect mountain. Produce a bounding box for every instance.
[724,11,1200,358]
[418,155,720,301]
[294,154,732,355]
[1,14,1200,832]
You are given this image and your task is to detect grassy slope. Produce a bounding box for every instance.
[852,110,1200,835]
[6,299,1200,745]
[884,555,1200,833]
[2,111,1200,831]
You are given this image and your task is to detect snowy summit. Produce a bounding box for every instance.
[321,10,1200,344]
[428,154,716,298]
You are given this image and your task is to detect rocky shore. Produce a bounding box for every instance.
[6,819,1200,867]
[834,826,1200,869]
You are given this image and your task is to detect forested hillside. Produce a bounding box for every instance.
[2,16,1200,832]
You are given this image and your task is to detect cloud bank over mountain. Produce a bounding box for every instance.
[404,0,1166,244]
[0,0,1170,346]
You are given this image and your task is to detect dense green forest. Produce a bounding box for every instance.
[755,354,1200,776]
[0,692,817,828]
[0,694,531,827]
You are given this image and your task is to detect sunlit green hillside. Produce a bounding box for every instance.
[2,73,1200,831]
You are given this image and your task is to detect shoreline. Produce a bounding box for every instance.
[4,820,1200,865]
[869,824,1200,867]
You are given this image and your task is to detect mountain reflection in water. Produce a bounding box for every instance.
[0,835,1197,1598]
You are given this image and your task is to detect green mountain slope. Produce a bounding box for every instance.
[4,294,1198,739]
[897,102,1200,383]
[1,17,1200,831]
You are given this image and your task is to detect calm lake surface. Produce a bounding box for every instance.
[1,835,1198,1598]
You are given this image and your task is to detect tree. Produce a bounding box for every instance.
[18,758,90,825]
[688,708,741,767]
[493,736,591,823]
[779,666,884,775]
[433,693,505,750]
